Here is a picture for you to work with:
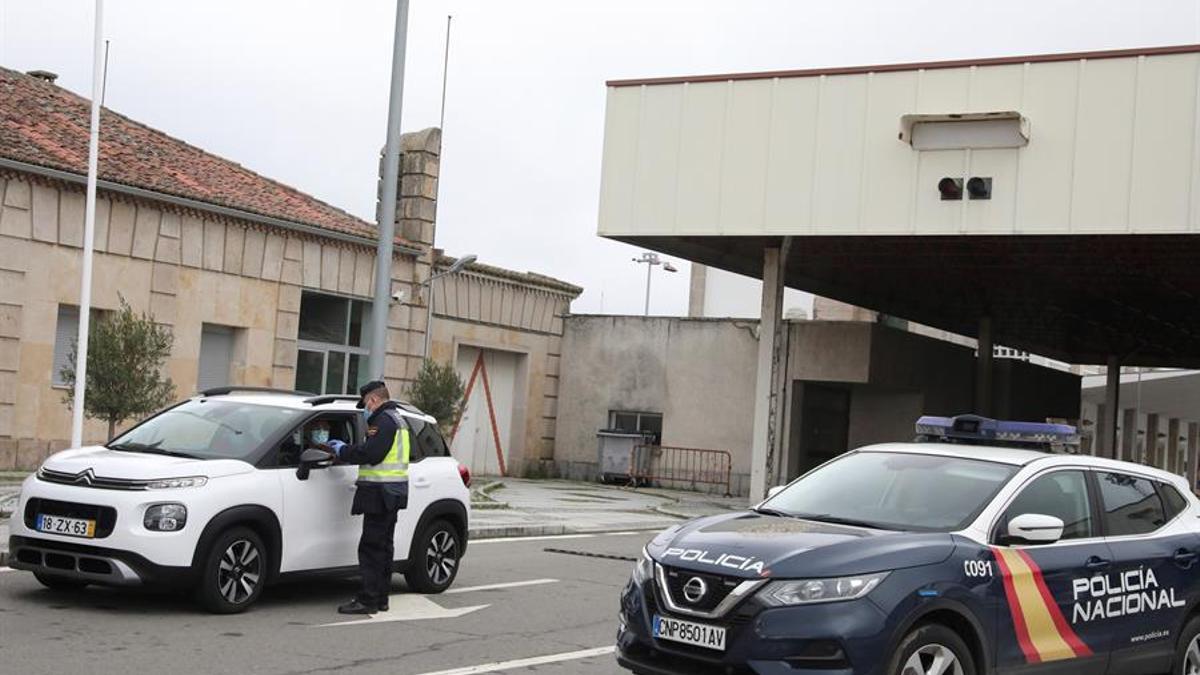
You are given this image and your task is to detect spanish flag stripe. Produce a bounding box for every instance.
[1014,548,1092,657]
[992,547,1041,663]
[992,548,1078,662]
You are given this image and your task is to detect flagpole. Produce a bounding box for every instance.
[70,0,105,448]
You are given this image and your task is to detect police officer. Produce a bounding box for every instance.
[325,380,410,615]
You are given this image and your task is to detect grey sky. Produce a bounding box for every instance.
[3,1,1198,315]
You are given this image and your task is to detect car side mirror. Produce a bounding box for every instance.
[766,485,786,499]
[1006,513,1065,544]
[295,448,334,481]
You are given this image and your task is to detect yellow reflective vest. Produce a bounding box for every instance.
[358,411,411,483]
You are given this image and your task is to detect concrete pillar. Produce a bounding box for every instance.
[1120,408,1137,462]
[1098,357,1120,458]
[1168,418,1181,473]
[975,316,993,417]
[750,245,787,502]
[687,264,707,318]
[1187,422,1199,491]
[1146,414,1161,467]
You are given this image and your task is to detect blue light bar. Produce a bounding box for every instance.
[915,414,1079,449]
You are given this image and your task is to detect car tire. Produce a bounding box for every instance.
[1171,614,1200,675]
[404,519,461,594]
[34,572,88,591]
[195,526,267,614]
[889,623,975,675]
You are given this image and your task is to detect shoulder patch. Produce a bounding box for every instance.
[367,426,379,437]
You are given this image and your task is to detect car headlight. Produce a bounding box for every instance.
[144,503,188,531]
[758,572,889,606]
[632,548,655,585]
[146,476,207,489]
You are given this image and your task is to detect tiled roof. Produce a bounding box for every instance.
[0,66,379,239]
[437,253,582,296]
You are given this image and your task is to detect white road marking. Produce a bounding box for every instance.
[316,595,489,627]
[412,646,616,675]
[472,534,595,545]
[0,567,14,573]
[444,578,558,595]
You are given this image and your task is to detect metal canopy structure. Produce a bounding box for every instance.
[615,233,1200,367]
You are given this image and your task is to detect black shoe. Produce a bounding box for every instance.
[378,598,389,612]
[337,599,378,615]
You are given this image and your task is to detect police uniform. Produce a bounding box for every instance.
[331,381,410,614]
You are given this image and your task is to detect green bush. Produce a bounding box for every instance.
[408,359,465,434]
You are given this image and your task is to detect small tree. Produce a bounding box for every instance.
[408,359,465,434]
[60,297,176,439]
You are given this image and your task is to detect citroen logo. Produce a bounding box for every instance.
[682,576,707,604]
[73,469,96,486]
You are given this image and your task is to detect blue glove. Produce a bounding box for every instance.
[327,439,347,456]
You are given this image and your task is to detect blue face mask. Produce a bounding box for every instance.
[362,408,371,422]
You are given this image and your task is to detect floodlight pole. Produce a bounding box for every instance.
[368,0,411,382]
[70,0,105,448]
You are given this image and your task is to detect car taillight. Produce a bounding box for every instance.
[458,463,471,488]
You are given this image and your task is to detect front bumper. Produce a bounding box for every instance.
[8,535,194,589]
[616,576,891,675]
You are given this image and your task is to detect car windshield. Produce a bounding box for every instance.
[761,451,1018,532]
[108,399,305,461]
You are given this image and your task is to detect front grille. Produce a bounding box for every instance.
[24,498,118,538]
[38,468,150,491]
[645,582,758,660]
[662,565,740,612]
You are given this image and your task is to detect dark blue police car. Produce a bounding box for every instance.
[617,415,1200,675]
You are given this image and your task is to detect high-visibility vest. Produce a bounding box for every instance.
[358,410,410,483]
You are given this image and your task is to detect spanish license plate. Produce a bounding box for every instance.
[36,514,96,538]
[653,614,726,651]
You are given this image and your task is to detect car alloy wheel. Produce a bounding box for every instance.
[902,644,963,675]
[426,529,458,586]
[217,539,262,605]
[1185,635,1200,675]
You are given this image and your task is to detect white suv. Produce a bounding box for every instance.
[7,387,471,613]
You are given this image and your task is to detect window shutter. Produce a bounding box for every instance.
[53,306,80,386]
[197,326,235,392]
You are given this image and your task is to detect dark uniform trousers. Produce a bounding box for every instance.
[354,482,408,606]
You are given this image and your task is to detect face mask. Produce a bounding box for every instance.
[362,408,371,422]
[311,429,330,444]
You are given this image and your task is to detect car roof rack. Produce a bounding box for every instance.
[200,386,315,397]
[303,395,360,406]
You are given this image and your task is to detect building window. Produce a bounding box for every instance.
[608,410,663,445]
[52,305,105,387]
[296,291,372,395]
[197,325,235,392]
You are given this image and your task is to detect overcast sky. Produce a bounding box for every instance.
[3,1,1198,315]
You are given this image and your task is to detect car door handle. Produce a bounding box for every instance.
[1085,556,1111,571]
[1174,549,1198,566]
[412,477,431,488]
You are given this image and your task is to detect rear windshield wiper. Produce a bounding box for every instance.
[795,513,895,531]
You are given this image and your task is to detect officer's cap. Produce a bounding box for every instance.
[357,380,387,408]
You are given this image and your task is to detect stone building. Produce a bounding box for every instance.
[0,67,578,472]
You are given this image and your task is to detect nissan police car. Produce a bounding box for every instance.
[618,415,1200,675]
[6,387,471,613]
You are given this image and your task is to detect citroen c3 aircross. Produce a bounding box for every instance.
[617,415,1200,675]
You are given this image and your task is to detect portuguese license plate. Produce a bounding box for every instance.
[653,614,726,651]
[36,514,96,538]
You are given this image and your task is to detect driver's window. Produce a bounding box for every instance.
[998,470,1093,543]
[274,414,355,468]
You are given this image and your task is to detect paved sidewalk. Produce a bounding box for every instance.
[0,476,749,566]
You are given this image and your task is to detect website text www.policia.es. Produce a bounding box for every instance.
[1071,568,1184,624]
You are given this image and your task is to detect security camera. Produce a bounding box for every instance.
[391,290,406,304]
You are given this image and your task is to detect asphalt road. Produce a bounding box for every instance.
[0,531,653,675]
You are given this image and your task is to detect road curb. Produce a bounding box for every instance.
[468,523,663,541]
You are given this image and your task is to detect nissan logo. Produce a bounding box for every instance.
[682,576,707,604]
[73,469,96,486]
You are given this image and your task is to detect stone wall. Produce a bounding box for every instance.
[0,129,442,468]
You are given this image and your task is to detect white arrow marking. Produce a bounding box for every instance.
[444,578,557,595]
[316,594,488,627]
[412,646,615,675]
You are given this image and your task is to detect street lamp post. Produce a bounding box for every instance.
[421,254,478,360]
[631,252,677,316]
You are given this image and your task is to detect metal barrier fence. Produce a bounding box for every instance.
[628,445,733,497]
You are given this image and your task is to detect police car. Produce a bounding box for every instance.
[6,387,471,613]
[618,414,1200,675]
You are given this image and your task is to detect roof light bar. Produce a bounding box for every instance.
[915,414,1079,450]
